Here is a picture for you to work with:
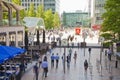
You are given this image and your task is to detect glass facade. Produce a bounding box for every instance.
[94,0,106,25]
[7,0,60,13]
[62,12,89,27]
[44,0,59,13]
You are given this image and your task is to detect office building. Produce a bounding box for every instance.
[62,11,90,27]
[7,0,60,13]
[93,0,106,25]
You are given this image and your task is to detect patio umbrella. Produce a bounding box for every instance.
[0,45,26,64]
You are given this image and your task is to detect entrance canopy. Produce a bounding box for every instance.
[23,17,45,29]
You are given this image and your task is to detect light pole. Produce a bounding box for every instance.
[61,39,67,73]
[36,26,40,45]
[99,37,104,76]
[29,32,34,61]
[82,31,87,56]
[25,27,28,51]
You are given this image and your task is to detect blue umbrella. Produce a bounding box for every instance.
[0,45,26,64]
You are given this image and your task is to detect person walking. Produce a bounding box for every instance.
[41,56,48,77]
[33,63,39,80]
[38,55,42,68]
[107,48,112,61]
[55,53,59,68]
[66,55,70,69]
[51,53,55,67]
[88,48,91,54]
[84,59,88,71]
[73,51,77,63]
[69,48,72,62]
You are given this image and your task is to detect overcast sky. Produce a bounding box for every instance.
[60,0,89,14]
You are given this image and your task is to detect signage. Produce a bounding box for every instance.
[75,28,81,35]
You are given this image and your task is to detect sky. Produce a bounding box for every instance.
[60,0,89,14]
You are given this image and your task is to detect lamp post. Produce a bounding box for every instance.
[99,37,104,76]
[38,25,45,43]
[29,32,34,61]
[36,26,40,45]
[82,31,87,56]
[61,39,67,73]
[25,27,28,51]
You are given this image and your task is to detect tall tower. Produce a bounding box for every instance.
[88,0,91,27]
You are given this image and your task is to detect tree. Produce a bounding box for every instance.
[44,9,54,29]
[12,0,21,5]
[101,0,120,43]
[12,0,25,19]
[27,3,36,17]
[53,12,60,29]
[36,5,44,18]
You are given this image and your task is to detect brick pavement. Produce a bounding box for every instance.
[21,47,120,80]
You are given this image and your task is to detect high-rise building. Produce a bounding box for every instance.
[62,11,89,27]
[93,0,106,25]
[44,0,60,13]
[7,0,60,13]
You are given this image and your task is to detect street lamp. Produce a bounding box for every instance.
[99,36,104,76]
[25,27,28,51]
[28,32,34,61]
[82,31,87,56]
[36,26,40,45]
[61,39,67,73]
[40,26,45,43]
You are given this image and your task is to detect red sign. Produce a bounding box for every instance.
[75,28,81,35]
[92,25,101,30]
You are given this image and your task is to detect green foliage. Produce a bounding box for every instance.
[103,42,111,48]
[20,9,26,19]
[3,12,8,19]
[101,0,120,43]
[12,0,25,19]
[44,9,54,29]
[100,32,112,40]
[36,5,44,18]
[12,0,21,5]
[53,12,60,29]
[27,3,36,17]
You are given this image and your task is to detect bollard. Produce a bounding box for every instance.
[115,60,118,68]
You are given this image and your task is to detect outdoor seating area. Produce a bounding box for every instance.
[0,45,26,80]
[0,63,20,80]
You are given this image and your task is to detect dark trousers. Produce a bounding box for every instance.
[51,60,54,67]
[56,60,59,68]
[35,73,38,80]
[43,68,48,77]
[108,54,111,61]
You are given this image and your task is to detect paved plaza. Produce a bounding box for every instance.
[21,44,120,80]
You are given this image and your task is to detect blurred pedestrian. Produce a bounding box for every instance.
[84,59,88,71]
[33,63,39,80]
[107,48,112,61]
[55,53,59,68]
[38,56,42,68]
[105,50,107,56]
[73,51,77,63]
[66,55,70,69]
[41,56,48,77]
[51,53,55,67]
[88,48,91,54]
[69,48,72,62]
